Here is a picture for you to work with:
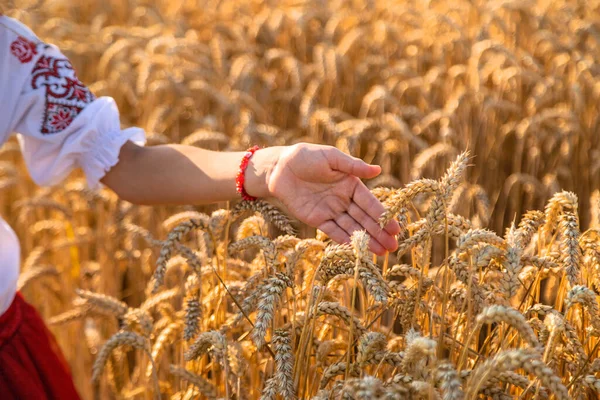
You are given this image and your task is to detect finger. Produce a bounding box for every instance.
[352,182,401,235]
[349,200,399,236]
[334,212,387,256]
[328,148,381,179]
[318,220,350,245]
[348,203,398,253]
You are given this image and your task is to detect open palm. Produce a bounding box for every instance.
[267,144,400,255]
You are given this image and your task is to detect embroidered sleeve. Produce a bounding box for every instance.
[10,35,38,63]
[30,54,96,134]
[4,18,146,189]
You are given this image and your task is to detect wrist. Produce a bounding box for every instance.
[244,146,281,199]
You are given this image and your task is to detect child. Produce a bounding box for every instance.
[0,15,400,399]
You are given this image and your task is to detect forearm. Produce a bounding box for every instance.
[101,141,280,205]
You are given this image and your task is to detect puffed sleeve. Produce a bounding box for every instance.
[4,17,146,189]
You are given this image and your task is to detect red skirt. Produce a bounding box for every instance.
[0,293,81,400]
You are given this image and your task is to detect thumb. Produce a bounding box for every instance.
[330,149,381,179]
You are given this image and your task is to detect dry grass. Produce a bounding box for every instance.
[2,0,600,398]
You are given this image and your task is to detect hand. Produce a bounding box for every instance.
[251,143,400,256]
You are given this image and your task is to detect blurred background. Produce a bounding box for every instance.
[2,0,600,398]
[4,0,600,233]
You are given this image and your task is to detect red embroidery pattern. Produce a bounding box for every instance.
[31,55,95,134]
[10,36,38,63]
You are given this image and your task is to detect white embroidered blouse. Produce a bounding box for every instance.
[0,16,146,315]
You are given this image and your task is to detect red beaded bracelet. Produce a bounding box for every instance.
[235,145,261,201]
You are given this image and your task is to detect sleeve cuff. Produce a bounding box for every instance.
[80,126,146,190]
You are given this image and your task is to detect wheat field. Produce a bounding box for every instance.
[3,0,600,399]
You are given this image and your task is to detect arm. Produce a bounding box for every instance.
[102,141,401,256]
[100,141,279,205]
